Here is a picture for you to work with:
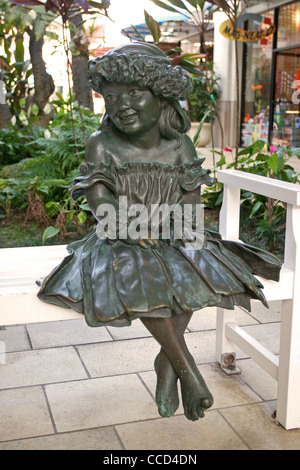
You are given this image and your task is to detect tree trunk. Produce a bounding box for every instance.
[0,71,12,128]
[28,20,55,127]
[0,105,13,129]
[69,14,93,111]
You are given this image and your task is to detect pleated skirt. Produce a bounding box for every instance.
[37,230,281,327]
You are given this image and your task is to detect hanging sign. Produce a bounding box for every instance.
[219,18,276,42]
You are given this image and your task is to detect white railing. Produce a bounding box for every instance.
[216,169,300,430]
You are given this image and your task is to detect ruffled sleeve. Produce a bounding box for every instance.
[69,162,116,200]
[178,158,215,192]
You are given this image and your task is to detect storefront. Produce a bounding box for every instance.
[241,0,300,147]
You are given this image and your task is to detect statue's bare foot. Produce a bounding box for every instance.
[179,364,213,421]
[154,351,179,418]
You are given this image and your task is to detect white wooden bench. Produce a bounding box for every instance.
[216,169,300,430]
[1,169,299,430]
[0,245,82,325]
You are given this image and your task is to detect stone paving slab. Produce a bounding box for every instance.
[0,386,53,442]
[115,411,249,450]
[237,358,277,401]
[0,426,123,451]
[0,347,88,389]
[26,318,113,349]
[0,325,31,353]
[44,374,159,432]
[187,306,259,332]
[106,320,152,340]
[220,401,300,450]
[77,336,159,378]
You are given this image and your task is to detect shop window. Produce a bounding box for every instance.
[241,13,274,147]
[241,3,300,148]
[272,47,300,146]
[277,1,300,48]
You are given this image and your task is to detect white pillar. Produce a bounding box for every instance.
[213,12,243,149]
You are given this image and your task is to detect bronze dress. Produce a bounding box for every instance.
[37,159,281,327]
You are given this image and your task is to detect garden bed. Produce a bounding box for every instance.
[0,207,284,263]
[0,211,95,248]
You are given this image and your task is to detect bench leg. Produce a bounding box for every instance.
[216,307,241,375]
[276,204,300,429]
[276,299,300,429]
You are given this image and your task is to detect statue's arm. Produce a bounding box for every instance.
[84,132,118,222]
[179,134,201,205]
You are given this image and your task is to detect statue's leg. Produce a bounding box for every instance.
[152,311,192,417]
[141,313,213,421]
[154,349,179,417]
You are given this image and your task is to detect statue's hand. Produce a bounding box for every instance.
[119,237,141,246]
[138,238,160,250]
[120,238,160,249]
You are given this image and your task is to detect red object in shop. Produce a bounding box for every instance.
[260,17,272,45]
[296,69,300,89]
[263,17,272,25]
[260,38,268,45]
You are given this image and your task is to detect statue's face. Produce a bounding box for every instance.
[101,82,161,135]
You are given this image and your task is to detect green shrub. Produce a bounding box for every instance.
[0,126,44,168]
[203,140,300,252]
[0,102,101,247]
[187,73,221,123]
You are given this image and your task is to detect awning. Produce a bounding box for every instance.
[121,14,196,43]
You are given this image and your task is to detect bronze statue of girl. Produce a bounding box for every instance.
[38,43,281,421]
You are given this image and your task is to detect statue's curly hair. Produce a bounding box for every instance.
[88,43,193,102]
[88,43,192,144]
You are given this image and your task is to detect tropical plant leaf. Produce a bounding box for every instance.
[45,201,61,217]
[209,0,231,13]
[185,0,198,7]
[197,0,205,9]
[267,154,279,174]
[167,0,190,10]
[15,38,24,64]
[150,0,190,18]
[10,0,44,5]
[28,103,39,116]
[215,155,226,167]
[88,0,110,8]
[249,200,263,218]
[75,0,89,11]
[45,0,58,12]
[144,10,161,43]
[256,219,271,236]
[178,58,202,75]
[77,210,87,224]
[129,24,145,41]
[289,146,300,158]
[193,108,213,146]
[79,203,91,211]
[42,226,60,245]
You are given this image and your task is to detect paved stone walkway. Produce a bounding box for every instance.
[1,301,300,450]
